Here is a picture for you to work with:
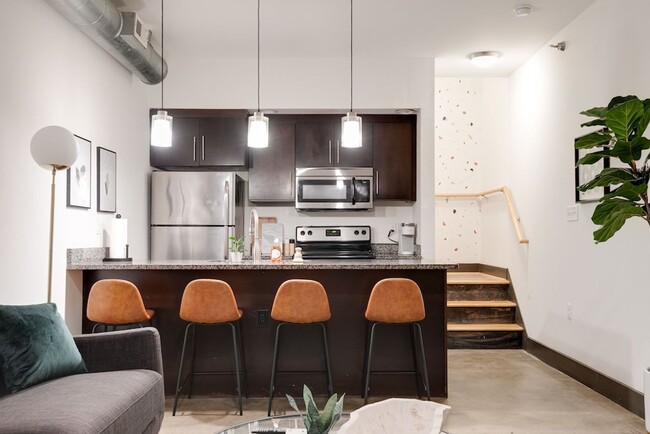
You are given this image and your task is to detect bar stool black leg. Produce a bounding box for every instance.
[320,323,334,397]
[410,323,423,399]
[268,322,284,416]
[236,320,248,399]
[415,323,430,400]
[229,322,243,416]
[173,322,193,416]
[187,325,197,399]
[361,321,372,395]
[363,322,378,405]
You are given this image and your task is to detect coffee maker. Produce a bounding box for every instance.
[398,223,416,256]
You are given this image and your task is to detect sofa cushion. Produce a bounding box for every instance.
[0,369,164,434]
[0,303,87,392]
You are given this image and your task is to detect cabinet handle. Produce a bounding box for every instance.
[328,140,332,164]
[376,170,379,195]
[193,137,197,162]
[201,136,205,161]
[289,170,294,197]
[336,140,340,163]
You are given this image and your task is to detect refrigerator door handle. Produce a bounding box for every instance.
[224,179,230,259]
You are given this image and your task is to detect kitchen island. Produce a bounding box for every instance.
[68,256,456,398]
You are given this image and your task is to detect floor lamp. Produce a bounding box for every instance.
[30,126,79,303]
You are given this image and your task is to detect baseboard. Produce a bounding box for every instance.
[524,337,644,418]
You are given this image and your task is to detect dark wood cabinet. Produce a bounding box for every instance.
[373,118,417,202]
[295,115,373,167]
[150,109,247,169]
[248,119,296,202]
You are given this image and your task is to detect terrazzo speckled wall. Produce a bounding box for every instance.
[434,78,482,263]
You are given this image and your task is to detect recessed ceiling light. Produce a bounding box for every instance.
[468,51,501,68]
[395,109,417,115]
[514,5,533,17]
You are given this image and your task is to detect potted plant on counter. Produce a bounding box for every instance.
[575,95,650,429]
[228,235,245,263]
[286,385,345,434]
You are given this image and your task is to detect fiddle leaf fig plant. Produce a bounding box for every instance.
[576,95,650,242]
[286,385,345,434]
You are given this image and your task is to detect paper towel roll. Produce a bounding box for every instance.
[108,218,128,258]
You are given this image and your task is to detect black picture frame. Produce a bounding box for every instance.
[97,147,117,213]
[66,135,91,209]
[574,134,610,203]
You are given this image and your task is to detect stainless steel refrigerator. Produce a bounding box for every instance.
[150,171,244,260]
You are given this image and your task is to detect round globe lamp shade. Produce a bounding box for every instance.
[30,126,78,170]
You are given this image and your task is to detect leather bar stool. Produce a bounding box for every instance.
[173,279,246,416]
[87,279,154,333]
[267,279,333,416]
[362,278,430,404]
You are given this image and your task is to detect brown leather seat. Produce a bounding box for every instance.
[271,279,331,323]
[267,279,333,416]
[365,278,425,323]
[87,279,154,332]
[363,278,430,404]
[173,279,246,416]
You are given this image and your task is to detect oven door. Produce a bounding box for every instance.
[296,176,373,210]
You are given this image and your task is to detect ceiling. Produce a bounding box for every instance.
[117,0,595,77]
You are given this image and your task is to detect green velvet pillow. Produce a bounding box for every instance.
[0,303,87,393]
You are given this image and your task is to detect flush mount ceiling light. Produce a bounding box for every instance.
[341,0,362,148]
[248,0,269,148]
[514,5,533,17]
[468,51,501,68]
[151,0,172,148]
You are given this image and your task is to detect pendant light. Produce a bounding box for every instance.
[341,0,362,148]
[248,0,269,148]
[151,0,173,148]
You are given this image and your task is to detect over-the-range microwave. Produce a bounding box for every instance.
[295,167,373,211]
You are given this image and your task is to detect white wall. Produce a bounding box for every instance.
[0,1,150,330]
[482,0,650,392]
[155,54,437,254]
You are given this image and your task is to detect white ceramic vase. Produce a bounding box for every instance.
[230,251,243,263]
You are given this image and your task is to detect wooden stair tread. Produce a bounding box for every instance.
[447,323,524,332]
[447,272,510,285]
[447,300,516,308]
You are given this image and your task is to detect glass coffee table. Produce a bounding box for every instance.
[216,414,350,434]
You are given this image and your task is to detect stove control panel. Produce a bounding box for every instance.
[296,225,371,243]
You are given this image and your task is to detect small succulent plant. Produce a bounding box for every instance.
[286,385,345,434]
[228,235,245,253]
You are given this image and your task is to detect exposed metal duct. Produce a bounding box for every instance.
[45,0,167,85]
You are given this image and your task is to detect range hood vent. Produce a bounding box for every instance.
[45,0,167,85]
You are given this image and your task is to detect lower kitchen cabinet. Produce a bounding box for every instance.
[373,118,417,202]
[150,109,248,169]
[248,120,296,202]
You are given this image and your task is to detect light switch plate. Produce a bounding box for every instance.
[566,205,578,221]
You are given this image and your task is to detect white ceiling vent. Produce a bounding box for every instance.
[122,12,151,49]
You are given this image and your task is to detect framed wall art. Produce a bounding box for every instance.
[574,134,610,203]
[97,147,117,213]
[66,135,91,209]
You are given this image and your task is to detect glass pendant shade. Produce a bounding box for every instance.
[151,110,173,148]
[248,112,269,148]
[30,125,79,170]
[341,112,362,148]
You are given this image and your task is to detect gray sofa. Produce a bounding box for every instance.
[0,327,164,434]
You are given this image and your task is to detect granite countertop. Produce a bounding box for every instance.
[67,258,458,271]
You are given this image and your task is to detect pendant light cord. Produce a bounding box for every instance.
[350,0,353,113]
[257,0,261,113]
[161,0,165,110]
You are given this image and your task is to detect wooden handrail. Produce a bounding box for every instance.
[435,186,529,244]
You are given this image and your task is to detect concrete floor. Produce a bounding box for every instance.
[160,350,645,433]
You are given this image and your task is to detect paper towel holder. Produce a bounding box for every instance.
[103,214,133,262]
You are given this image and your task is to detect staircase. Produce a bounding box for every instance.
[447,270,524,349]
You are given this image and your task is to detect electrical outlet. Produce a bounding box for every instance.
[257,309,269,327]
[566,205,578,221]
[566,303,573,321]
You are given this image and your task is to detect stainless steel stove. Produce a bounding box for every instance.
[295,225,375,259]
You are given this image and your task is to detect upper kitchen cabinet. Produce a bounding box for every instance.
[248,118,296,202]
[295,115,373,167]
[372,115,417,202]
[150,109,248,169]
